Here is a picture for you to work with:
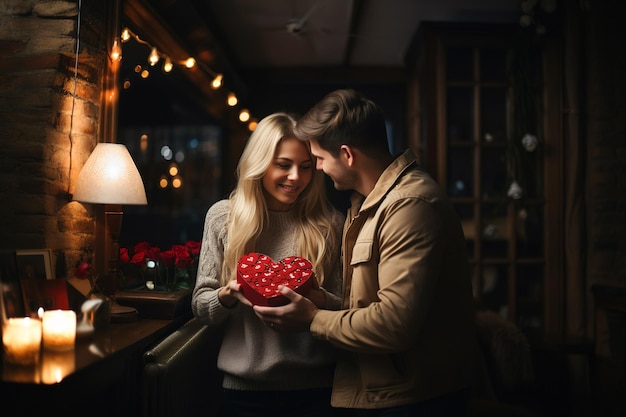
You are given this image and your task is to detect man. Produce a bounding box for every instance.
[254,89,476,416]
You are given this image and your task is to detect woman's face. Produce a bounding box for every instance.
[262,138,313,211]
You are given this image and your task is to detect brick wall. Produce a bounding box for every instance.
[0,0,108,277]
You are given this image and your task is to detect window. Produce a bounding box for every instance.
[412,23,553,340]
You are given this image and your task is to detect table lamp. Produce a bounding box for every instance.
[73,143,147,320]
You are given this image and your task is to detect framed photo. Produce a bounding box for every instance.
[16,249,54,280]
[0,250,26,320]
[19,278,69,315]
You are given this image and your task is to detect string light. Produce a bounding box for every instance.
[111,39,122,61]
[210,73,223,89]
[117,26,258,127]
[120,27,197,72]
[184,57,196,68]
[239,109,250,123]
[148,47,159,66]
[163,57,173,73]
[121,27,131,42]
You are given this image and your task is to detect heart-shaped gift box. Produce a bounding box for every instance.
[236,252,314,306]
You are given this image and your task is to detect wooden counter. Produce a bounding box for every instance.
[1,313,192,416]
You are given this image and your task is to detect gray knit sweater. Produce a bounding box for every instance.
[192,199,344,391]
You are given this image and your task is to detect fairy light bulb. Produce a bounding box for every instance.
[121,28,131,42]
[227,92,238,106]
[184,57,196,68]
[239,109,250,123]
[248,119,258,131]
[148,47,159,66]
[111,39,122,61]
[211,74,223,89]
[163,57,173,73]
[168,164,179,177]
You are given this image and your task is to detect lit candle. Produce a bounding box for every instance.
[2,317,42,365]
[42,310,76,351]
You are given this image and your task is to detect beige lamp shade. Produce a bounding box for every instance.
[73,143,148,205]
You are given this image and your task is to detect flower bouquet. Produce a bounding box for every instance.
[120,240,201,292]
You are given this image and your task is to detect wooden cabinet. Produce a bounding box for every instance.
[1,315,191,417]
[408,22,559,340]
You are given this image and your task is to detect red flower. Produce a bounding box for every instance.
[131,251,147,265]
[185,240,202,257]
[119,247,130,263]
[169,244,192,268]
[160,250,176,268]
[74,262,91,279]
[175,255,194,269]
[133,241,152,255]
[148,246,162,262]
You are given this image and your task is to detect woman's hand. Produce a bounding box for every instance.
[218,279,252,308]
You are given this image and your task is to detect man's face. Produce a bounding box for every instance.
[309,140,355,191]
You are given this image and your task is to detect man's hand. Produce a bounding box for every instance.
[253,286,318,332]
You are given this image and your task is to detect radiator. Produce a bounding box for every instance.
[143,318,223,417]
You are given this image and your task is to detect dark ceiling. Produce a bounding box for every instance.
[121,0,522,122]
[124,0,520,88]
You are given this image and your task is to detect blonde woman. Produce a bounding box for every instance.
[192,112,344,417]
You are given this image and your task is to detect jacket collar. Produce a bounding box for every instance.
[350,149,417,214]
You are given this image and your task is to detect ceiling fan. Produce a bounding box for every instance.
[283,0,322,35]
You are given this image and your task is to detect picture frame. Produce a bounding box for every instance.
[16,249,55,280]
[19,278,69,315]
[0,250,26,320]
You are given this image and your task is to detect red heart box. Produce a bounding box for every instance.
[236,252,314,306]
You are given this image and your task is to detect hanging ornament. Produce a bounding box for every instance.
[521,134,538,151]
[507,181,523,199]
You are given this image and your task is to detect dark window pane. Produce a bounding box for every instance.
[515,142,543,199]
[120,125,223,249]
[480,87,508,143]
[516,204,544,258]
[447,148,473,197]
[455,204,475,258]
[481,203,508,258]
[481,148,508,198]
[480,48,508,82]
[447,87,473,142]
[480,264,509,318]
[446,47,473,81]
[516,264,544,337]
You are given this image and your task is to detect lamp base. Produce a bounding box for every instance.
[110,300,139,322]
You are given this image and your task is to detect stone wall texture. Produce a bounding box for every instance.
[0,0,108,276]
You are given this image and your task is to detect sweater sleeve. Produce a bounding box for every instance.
[192,200,239,325]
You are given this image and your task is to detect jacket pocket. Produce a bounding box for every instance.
[350,241,372,265]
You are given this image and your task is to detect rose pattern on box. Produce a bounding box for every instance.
[236,252,313,306]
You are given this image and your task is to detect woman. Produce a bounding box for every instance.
[192,112,344,417]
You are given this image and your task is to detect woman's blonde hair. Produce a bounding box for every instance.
[221,112,340,286]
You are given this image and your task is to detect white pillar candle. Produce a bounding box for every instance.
[42,310,76,351]
[2,317,42,365]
